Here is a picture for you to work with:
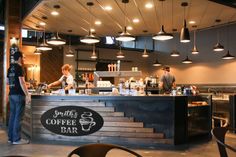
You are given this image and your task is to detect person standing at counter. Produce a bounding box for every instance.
[48,64,74,90]
[7,51,31,145]
[159,66,176,94]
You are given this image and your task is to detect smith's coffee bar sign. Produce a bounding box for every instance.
[40,106,104,136]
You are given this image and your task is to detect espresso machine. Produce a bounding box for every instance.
[145,76,159,94]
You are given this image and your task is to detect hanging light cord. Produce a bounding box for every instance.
[194,30,196,46]
[124,2,127,29]
[43,26,46,44]
[171,0,173,31]
[69,35,71,49]
[89,5,92,31]
[161,0,163,25]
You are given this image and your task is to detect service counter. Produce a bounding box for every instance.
[22,94,212,146]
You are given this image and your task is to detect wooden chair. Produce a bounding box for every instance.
[67,143,142,157]
[211,127,236,157]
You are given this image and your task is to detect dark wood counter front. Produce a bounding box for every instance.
[22,94,211,146]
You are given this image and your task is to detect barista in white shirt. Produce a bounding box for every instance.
[48,64,74,90]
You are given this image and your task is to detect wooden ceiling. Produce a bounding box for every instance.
[22,0,236,36]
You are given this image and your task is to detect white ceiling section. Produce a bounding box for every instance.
[22,0,236,36]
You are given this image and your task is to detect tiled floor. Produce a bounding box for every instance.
[0,127,236,157]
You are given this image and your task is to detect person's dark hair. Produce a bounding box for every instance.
[162,66,170,72]
[13,51,23,61]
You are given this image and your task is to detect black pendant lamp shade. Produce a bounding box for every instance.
[170,50,180,57]
[66,34,74,57]
[142,31,149,58]
[116,47,125,58]
[153,59,162,66]
[142,48,149,58]
[47,32,66,46]
[182,56,192,64]
[213,42,224,52]
[213,19,224,52]
[222,50,235,60]
[90,44,97,59]
[180,20,190,43]
[180,2,190,43]
[80,2,100,44]
[153,25,173,41]
[192,29,199,54]
[192,45,199,54]
[34,49,42,55]
[36,28,52,51]
[66,49,74,57]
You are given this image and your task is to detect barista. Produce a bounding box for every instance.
[48,64,74,90]
[159,66,176,94]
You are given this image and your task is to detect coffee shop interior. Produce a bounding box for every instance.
[0,0,236,157]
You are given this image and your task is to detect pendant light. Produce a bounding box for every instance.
[116,0,135,42]
[222,51,235,60]
[213,19,224,52]
[47,32,66,45]
[90,44,97,59]
[153,58,162,66]
[34,31,42,55]
[153,0,173,41]
[191,26,199,54]
[36,27,52,51]
[80,2,100,44]
[142,30,149,58]
[170,50,180,57]
[170,2,179,57]
[182,55,192,64]
[116,46,125,58]
[180,2,190,43]
[66,34,74,57]
[222,23,235,60]
[142,49,149,58]
[34,49,42,55]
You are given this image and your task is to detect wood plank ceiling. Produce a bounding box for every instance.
[22,0,236,36]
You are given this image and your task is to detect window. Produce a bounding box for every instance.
[0,25,4,30]
[21,29,28,38]
[105,36,115,44]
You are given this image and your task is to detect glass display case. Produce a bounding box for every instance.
[187,95,212,138]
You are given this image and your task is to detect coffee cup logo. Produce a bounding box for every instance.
[79,112,96,132]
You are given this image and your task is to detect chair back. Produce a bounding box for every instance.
[212,127,228,157]
[211,127,236,157]
[68,143,142,157]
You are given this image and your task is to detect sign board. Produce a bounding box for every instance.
[40,106,104,136]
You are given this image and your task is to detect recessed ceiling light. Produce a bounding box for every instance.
[104,6,112,11]
[51,11,59,16]
[133,18,139,23]
[145,3,153,9]
[90,28,95,32]
[39,22,46,26]
[189,20,196,24]
[95,20,102,25]
[127,26,133,30]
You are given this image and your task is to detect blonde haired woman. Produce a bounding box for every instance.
[48,64,74,90]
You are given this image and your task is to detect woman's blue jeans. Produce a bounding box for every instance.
[8,95,25,142]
